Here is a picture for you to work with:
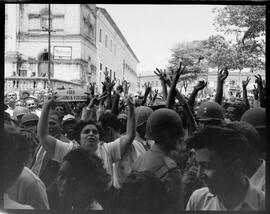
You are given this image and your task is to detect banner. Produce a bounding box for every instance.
[55,89,88,102]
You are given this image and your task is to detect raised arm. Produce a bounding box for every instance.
[37,96,58,158]
[154,68,168,100]
[141,82,151,106]
[255,74,266,108]
[119,96,136,157]
[215,68,229,105]
[111,85,122,115]
[242,76,250,109]
[166,62,186,109]
[188,80,207,111]
[81,96,98,121]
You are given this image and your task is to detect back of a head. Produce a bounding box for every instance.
[0,126,30,193]
[196,101,224,121]
[135,106,153,128]
[118,171,167,211]
[188,125,251,165]
[145,108,183,142]
[225,121,261,158]
[99,110,120,132]
[63,148,110,194]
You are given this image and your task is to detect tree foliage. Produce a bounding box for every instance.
[167,41,208,88]
[213,5,265,70]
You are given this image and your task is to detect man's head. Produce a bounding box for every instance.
[62,114,77,140]
[99,110,121,142]
[20,112,39,135]
[6,91,18,102]
[117,112,128,135]
[21,90,30,100]
[196,101,224,128]
[25,97,38,111]
[188,126,251,196]
[54,104,67,120]
[146,108,184,152]
[48,111,61,137]
[224,102,247,122]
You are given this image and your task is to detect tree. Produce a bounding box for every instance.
[201,35,235,70]
[213,5,266,70]
[167,41,208,92]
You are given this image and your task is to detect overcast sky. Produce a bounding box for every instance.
[97,4,230,75]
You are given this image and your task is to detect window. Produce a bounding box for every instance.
[110,39,112,52]
[105,66,108,72]
[99,29,102,43]
[114,44,116,56]
[105,34,108,48]
[100,63,102,70]
[156,81,159,87]
[151,81,154,86]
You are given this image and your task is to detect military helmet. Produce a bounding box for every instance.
[145,108,183,141]
[240,108,265,129]
[21,112,39,125]
[135,106,153,128]
[196,101,224,121]
[13,106,30,118]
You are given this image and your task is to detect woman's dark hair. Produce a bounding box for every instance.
[116,171,167,212]
[63,148,110,195]
[73,120,103,143]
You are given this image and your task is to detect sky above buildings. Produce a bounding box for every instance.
[97,4,231,75]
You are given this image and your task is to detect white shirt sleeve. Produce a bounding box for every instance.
[104,138,121,163]
[52,139,74,163]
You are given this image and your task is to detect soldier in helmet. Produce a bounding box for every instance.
[196,101,225,129]
[133,108,184,211]
[241,108,266,159]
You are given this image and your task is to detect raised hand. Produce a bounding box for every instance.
[154,68,167,80]
[218,68,229,82]
[194,80,207,91]
[242,76,251,88]
[252,84,259,99]
[254,74,263,87]
[154,89,159,95]
[89,82,96,95]
[116,85,123,94]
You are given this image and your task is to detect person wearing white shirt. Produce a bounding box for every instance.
[186,126,265,211]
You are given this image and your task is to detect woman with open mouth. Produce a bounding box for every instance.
[37,95,136,209]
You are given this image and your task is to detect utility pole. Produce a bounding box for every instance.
[48,4,51,88]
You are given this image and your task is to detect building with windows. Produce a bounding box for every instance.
[96,7,139,94]
[5,4,139,95]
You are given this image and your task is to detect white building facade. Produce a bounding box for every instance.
[5,4,139,94]
[96,7,139,94]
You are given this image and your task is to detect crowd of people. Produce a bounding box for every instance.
[1,64,266,211]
